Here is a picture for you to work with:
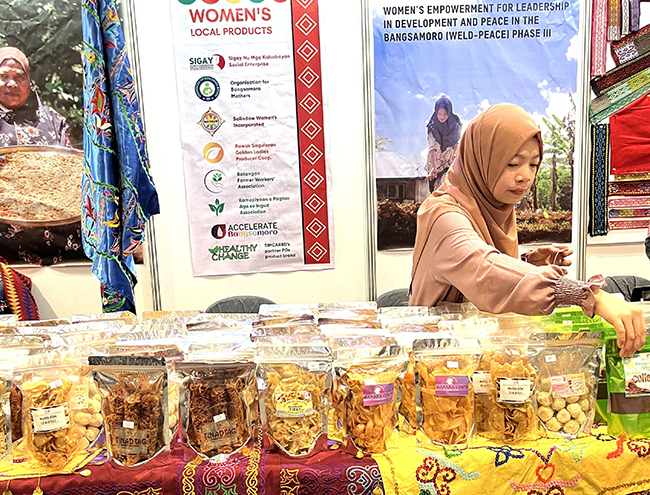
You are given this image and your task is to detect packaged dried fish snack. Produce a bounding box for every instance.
[90,356,168,466]
[480,343,539,443]
[177,361,255,460]
[0,368,11,462]
[333,337,406,454]
[528,333,602,439]
[256,342,331,457]
[605,331,650,438]
[16,358,92,471]
[413,338,482,447]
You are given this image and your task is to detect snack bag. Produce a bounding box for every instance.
[256,342,331,457]
[413,338,482,447]
[16,358,89,470]
[529,333,602,439]
[605,331,650,438]
[90,356,168,466]
[177,361,255,460]
[0,369,11,462]
[333,338,406,453]
[481,343,539,443]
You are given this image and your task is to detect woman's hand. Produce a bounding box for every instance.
[525,244,573,267]
[593,290,646,357]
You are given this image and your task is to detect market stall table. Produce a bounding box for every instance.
[1,426,650,495]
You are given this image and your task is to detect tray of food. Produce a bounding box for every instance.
[0,145,84,227]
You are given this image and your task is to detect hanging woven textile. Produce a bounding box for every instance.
[81,0,160,313]
[0,257,39,321]
[589,124,610,236]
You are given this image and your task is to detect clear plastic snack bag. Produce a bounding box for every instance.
[529,332,602,439]
[256,342,331,457]
[90,356,168,466]
[177,361,255,460]
[413,338,482,447]
[333,337,406,454]
[0,368,11,462]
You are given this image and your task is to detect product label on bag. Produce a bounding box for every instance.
[201,420,238,449]
[497,378,531,403]
[623,353,650,396]
[70,384,89,410]
[114,428,148,455]
[275,391,313,418]
[435,375,469,396]
[550,373,586,398]
[473,372,491,395]
[31,404,70,433]
[362,383,394,406]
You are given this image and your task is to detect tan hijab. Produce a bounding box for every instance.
[411,103,543,282]
[0,47,30,77]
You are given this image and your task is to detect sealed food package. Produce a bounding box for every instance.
[413,338,482,447]
[17,361,89,470]
[0,371,11,461]
[90,356,168,466]
[529,333,602,438]
[71,312,138,325]
[177,361,255,460]
[256,343,331,457]
[317,302,377,325]
[257,303,318,327]
[481,343,539,443]
[333,337,406,453]
[605,332,650,438]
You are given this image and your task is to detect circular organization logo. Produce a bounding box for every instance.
[203,142,225,163]
[204,169,226,193]
[195,76,220,102]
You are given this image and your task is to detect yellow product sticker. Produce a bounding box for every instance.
[275,391,313,418]
[71,384,89,410]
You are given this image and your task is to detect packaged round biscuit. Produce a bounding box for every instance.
[529,332,602,439]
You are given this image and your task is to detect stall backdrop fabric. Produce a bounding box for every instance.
[81,0,159,313]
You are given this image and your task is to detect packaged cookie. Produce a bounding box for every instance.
[90,356,168,466]
[16,357,90,471]
[481,343,539,443]
[333,337,406,454]
[529,333,602,439]
[605,331,650,438]
[177,361,255,460]
[256,342,331,457]
[413,338,482,447]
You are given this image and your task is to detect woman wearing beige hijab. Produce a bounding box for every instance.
[410,103,644,357]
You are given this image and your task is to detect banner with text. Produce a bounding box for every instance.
[373,0,580,250]
[170,0,333,276]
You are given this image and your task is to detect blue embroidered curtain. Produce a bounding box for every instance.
[82,0,159,313]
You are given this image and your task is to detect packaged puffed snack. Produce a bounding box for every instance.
[0,367,11,462]
[15,354,93,471]
[605,331,650,438]
[528,333,602,439]
[413,338,483,447]
[256,341,331,457]
[90,356,168,466]
[479,342,539,443]
[177,360,255,460]
[333,337,406,454]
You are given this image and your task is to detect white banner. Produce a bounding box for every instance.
[170,0,333,276]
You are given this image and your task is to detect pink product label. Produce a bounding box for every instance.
[435,375,469,396]
[362,383,395,406]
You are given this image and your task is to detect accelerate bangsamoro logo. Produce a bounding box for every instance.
[195,76,220,101]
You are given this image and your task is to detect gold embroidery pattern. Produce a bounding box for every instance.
[181,455,203,495]
[116,488,162,495]
[245,426,263,495]
[280,468,300,495]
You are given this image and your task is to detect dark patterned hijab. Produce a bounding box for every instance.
[426,95,462,152]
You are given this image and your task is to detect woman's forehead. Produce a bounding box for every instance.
[0,58,27,73]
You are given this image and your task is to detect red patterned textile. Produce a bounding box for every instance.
[609,180,650,194]
[610,93,650,174]
[610,218,650,229]
[609,195,650,207]
[591,51,650,95]
[611,23,650,64]
[0,257,39,321]
[608,0,622,41]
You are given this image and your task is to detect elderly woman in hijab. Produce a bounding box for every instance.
[425,95,462,192]
[0,46,70,147]
[410,103,645,358]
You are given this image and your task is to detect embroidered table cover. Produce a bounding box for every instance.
[1,426,650,495]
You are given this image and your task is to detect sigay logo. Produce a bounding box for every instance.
[189,54,225,71]
[195,76,220,102]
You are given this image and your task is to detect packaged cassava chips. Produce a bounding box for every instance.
[256,341,331,457]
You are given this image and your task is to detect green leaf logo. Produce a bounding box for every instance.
[210,199,225,216]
